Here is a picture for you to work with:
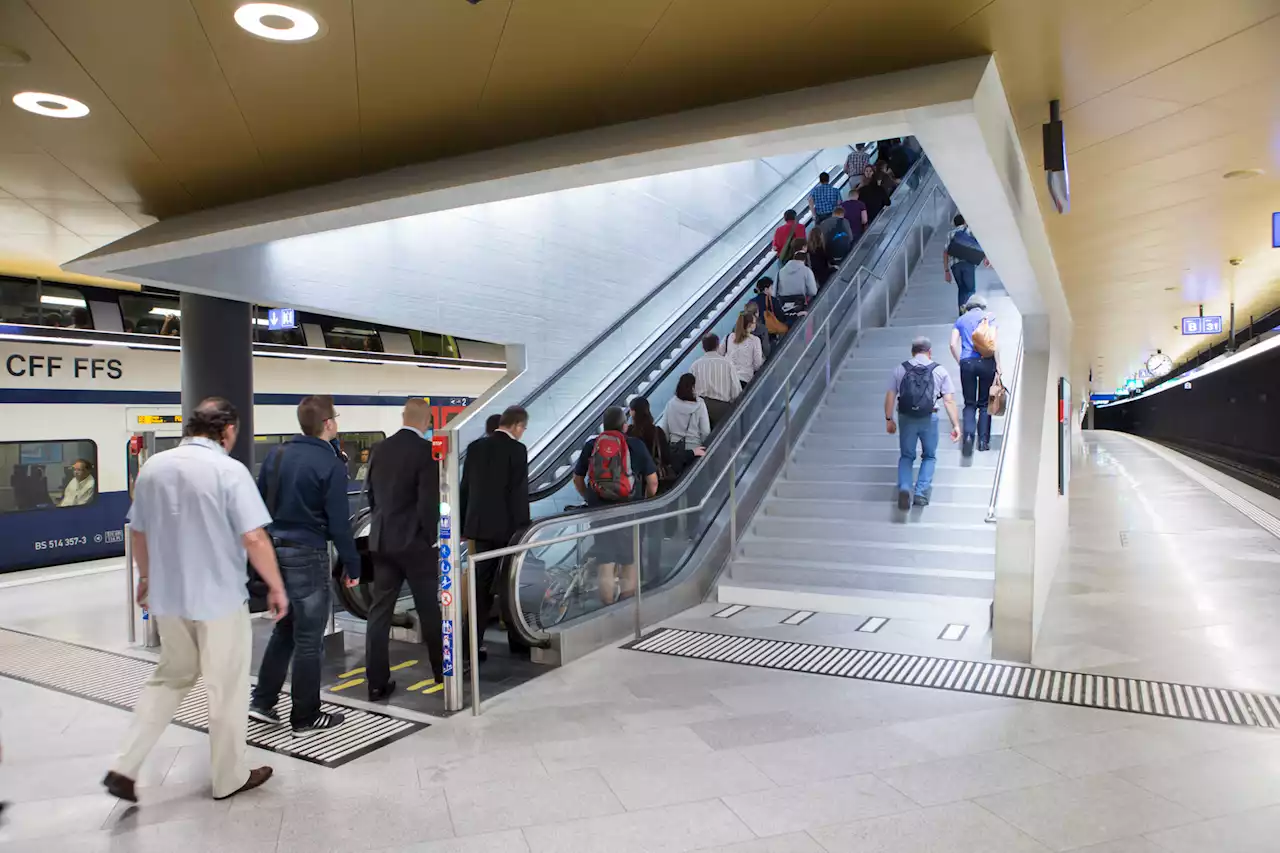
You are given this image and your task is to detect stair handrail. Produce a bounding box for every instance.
[986,330,1025,523]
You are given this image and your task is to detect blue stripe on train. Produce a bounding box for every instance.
[0,491,132,573]
[0,390,473,407]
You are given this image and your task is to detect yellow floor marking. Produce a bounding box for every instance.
[339,666,366,679]
[407,678,436,692]
[330,678,365,692]
[421,683,444,695]
[390,659,419,671]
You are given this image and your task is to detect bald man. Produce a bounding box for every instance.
[364,398,444,699]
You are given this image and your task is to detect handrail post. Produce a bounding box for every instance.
[468,552,482,716]
[729,456,738,559]
[783,376,792,477]
[633,525,643,640]
[824,312,832,386]
[124,522,136,644]
[856,270,863,338]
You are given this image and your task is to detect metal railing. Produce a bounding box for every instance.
[986,331,1025,523]
[458,161,950,714]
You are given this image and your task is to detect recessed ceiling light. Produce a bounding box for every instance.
[234,3,323,42]
[12,91,89,118]
[1223,168,1264,180]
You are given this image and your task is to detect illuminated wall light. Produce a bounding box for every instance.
[12,92,89,118]
[234,3,323,42]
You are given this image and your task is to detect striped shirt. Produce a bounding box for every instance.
[691,352,741,403]
[844,148,871,179]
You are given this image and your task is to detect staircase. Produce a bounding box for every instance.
[718,230,1017,627]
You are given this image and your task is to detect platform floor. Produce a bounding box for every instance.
[2,433,1280,850]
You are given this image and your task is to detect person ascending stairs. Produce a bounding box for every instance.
[884,337,961,510]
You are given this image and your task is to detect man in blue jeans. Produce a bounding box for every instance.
[942,214,990,315]
[884,337,960,509]
[250,395,361,736]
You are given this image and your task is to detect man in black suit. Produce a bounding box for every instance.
[364,398,442,700]
[460,406,531,654]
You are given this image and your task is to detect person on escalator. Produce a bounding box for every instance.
[777,246,818,325]
[741,302,772,357]
[772,209,806,266]
[460,406,532,659]
[573,406,658,606]
[690,333,740,429]
[807,171,842,224]
[659,374,710,468]
[806,230,834,288]
[250,395,361,736]
[751,278,788,340]
[818,205,859,266]
[722,312,764,386]
[858,164,892,224]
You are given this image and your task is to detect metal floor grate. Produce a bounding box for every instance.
[0,627,425,767]
[626,628,1280,729]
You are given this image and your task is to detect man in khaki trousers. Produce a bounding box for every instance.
[104,398,289,802]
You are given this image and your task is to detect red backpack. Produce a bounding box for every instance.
[588,431,633,501]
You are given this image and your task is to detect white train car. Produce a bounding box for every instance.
[0,283,503,573]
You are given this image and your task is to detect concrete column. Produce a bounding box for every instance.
[180,293,254,467]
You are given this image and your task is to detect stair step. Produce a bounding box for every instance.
[716,580,993,623]
[774,480,990,505]
[782,463,994,487]
[727,558,995,599]
[739,535,994,571]
[802,433,1004,451]
[764,497,990,525]
[750,516,995,548]
[788,447,998,467]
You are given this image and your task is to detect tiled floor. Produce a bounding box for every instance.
[3,432,1280,850]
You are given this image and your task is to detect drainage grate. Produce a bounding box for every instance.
[0,627,425,767]
[626,628,1280,729]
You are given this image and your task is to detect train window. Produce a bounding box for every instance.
[0,279,93,329]
[119,293,182,337]
[252,432,385,486]
[320,320,384,353]
[0,440,98,514]
[253,306,306,347]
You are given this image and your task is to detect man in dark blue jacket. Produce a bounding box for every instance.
[249,395,361,736]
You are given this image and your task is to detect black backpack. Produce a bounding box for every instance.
[897,362,937,415]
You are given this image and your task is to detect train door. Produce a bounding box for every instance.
[124,408,183,497]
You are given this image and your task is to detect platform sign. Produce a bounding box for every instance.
[1181,315,1222,335]
[267,307,297,331]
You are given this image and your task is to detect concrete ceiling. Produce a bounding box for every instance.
[3,0,1280,388]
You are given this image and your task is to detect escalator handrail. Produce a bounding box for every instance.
[523,163,863,500]
[986,330,1024,523]
[517,143,870,468]
[521,151,867,487]
[492,159,944,644]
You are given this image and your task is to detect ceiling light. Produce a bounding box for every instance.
[148,307,181,317]
[12,91,89,118]
[40,294,86,307]
[234,3,322,42]
[1222,168,1264,180]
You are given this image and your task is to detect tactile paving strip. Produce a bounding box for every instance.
[0,627,425,767]
[626,627,1280,729]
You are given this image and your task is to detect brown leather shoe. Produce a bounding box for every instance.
[214,766,273,800]
[102,771,138,803]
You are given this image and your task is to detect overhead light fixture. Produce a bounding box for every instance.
[12,91,89,118]
[1223,168,1264,180]
[1043,99,1069,214]
[234,3,323,42]
[148,307,181,317]
[40,295,87,307]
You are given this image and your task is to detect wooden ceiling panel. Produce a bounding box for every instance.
[190,0,361,187]
[353,0,513,170]
[27,0,266,205]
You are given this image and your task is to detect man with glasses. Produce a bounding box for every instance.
[249,395,361,736]
[60,458,96,506]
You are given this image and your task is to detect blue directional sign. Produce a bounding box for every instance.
[1181,315,1222,336]
[267,307,297,331]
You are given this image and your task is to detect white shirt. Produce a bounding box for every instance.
[690,352,741,402]
[658,397,711,446]
[723,334,764,383]
[778,259,818,299]
[60,475,95,507]
[128,437,272,621]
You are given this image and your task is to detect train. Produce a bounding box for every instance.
[0,279,503,573]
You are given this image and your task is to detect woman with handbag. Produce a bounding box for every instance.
[658,374,710,472]
[751,278,791,338]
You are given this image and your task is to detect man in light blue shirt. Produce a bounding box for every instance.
[105,397,288,804]
[884,337,960,510]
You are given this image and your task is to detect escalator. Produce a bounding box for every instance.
[500,155,951,652]
[334,146,867,618]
